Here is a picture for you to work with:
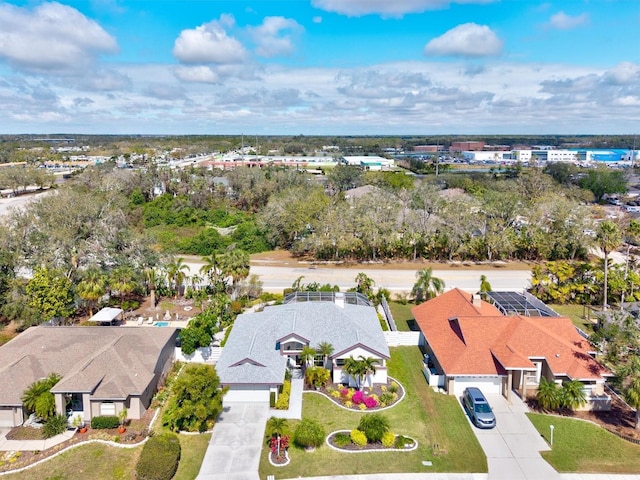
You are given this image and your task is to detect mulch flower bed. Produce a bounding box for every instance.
[527,393,640,440]
[326,431,417,452]
[306,377,405,411]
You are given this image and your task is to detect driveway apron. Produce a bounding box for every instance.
[465,393,560,480]
[197,402,269,480]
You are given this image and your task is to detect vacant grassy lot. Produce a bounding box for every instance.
[527,413,640,473]
[549,304,596,334]
[259,346,486,478]
[388,301,418,332]
[1,443,141,480]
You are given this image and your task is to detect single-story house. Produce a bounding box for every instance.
[216,292,390,402]
[0,326,177,427]
[412,288,612,411]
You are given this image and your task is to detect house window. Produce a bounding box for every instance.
[100,402,116,416]
[335,359,345,366]
[314,354,324,366]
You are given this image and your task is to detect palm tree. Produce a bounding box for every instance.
[354,272,375,299]
[109,266,138,305]
[561,380,587,411]
[479,275,492,294]
[411,268,445,303]
[144,267,158,307]
[219,247,250,299]
[359,356,380,388]
[76,267,107,316]
[618,355,640,429]
[300,345,316,370]
[623,219,640,301]
[21,373,62,421]
[166,257,190,298]
[200,252,222,290]
[266,416,289,438]
[597,221,622,310]
[317,341,334,369]
[536,377,562,411]
[343,356,366,390]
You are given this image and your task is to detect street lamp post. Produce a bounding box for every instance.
[550,424,555,446]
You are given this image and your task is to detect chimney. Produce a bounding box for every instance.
[472,294,482,308]
[334,292,345,309]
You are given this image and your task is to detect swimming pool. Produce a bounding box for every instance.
[155,321,170,327]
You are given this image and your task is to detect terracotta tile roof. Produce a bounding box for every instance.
[412,288,610,381]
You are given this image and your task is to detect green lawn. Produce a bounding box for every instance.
[174,433,211,480]
[549,304,596,334]
[388,301,418,332]
[1,443,141,480]
[259,346,486,478]
[527,413,640,473]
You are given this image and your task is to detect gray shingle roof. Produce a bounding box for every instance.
[0,326,176,405]
[217,301,389,386]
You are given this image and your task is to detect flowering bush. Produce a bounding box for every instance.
[270,435,290,457]
[331,390,342,399]
[340,388,349,397]
[352,390,365,405]
[381,432,395,448]
[358,403,367,411]
[344,400,353,408]
[350,429,367,446]
[363,396,378,409]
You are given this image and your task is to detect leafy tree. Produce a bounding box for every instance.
[580,167,627,202]
[411,268,445,303]
[26,267,74,322]
[300,345,317,369]
[618,355,640,429]
[22,373,62,420]
[163,364,226,432]
[317,341,334,368]
[597,221,622,310]
[76,267,107,316]
[327,165,363,192]
[293,418,325,449]
[357,413,390,443]
[479,275,492,294]
[354,272,375,299]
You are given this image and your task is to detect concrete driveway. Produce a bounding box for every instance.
[197,402,269,480]
[462,393,560,480]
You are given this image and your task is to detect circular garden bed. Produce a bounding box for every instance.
[308,377,405,411]
[326,430,417,452]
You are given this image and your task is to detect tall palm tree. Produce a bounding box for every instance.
[354,272,375,299]
[166,257,190,298]
[219,247,250,299]
[76,267,107,317]
[411,268,445,303]
[623,219,640,301]
[300,345,317,370]
[317,341,334,368]
[144,267,157,307]
[109,266,138,304]
[343,356,366,390]
[200,252,222,289]
[597,221,622,310]
[359,356,380,388]
[479,275,492,294]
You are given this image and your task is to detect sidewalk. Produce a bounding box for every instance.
[0,427,76,451]
[270,375,304,420]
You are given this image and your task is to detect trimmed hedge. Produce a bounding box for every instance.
[275,380,291,410]
[135,432,181,480]
[91,416,120,429]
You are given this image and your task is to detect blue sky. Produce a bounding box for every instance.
[0,0,638,135]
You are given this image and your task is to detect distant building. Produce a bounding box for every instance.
[342,155,395,171]
[450,141,484,152]
[413,145,442,153]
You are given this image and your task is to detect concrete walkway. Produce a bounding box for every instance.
[196,402,269,480]
[0,427,76,452]
[270,376,304,420]
[467,393,559,480]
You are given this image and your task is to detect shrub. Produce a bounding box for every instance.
[380,392,395,406]
[389,381,399,394]
[333,432,351,447]
[270,391,276,408]
[91,416,120,429]
[275,380,291,410]
[350,429,367,446]
[293,419,325,449]
[364,396,378,409]
[358,403,367,411]
[135,432,181,480]
[344,400,353,408]
[357,413,390,443]
[330,390,341,399]
[352,390,365,405]
[42,414,68,438]
[381,432,395,448]
[394,434,412,448]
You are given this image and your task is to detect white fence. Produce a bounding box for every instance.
[383,331,422,347]
[175,346,222,364]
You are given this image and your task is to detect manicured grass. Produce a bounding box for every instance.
[259,346,486,478]
[174,433,211,480]
[388,301,418,332]
[549,304,596,334]
[1,443,141,480]
[527,413,640,473]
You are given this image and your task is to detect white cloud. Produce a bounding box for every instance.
[312,0,493,18]
[174,65,220,84]
[313,16,323,24]
[0,2,118,73]
[424,23,502,57]
[547,11,589,30]
[173,14,247,65]
[248,16,303,58]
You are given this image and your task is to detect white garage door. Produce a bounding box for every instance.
[453,376,502,395]
[224,385,270,403]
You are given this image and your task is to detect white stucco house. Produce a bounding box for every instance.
[216,292,390,403]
